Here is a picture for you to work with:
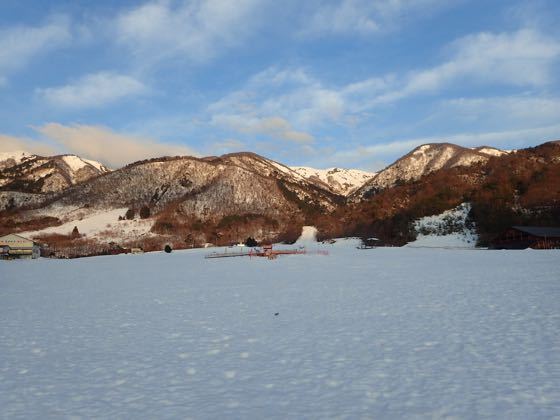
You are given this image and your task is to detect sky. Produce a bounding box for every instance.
[0,0,559,170]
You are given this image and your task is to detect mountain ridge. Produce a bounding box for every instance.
[351,142,508,200]
[0,152,110,194]
[1,140,558,255]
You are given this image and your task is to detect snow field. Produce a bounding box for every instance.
[1,244,559,418]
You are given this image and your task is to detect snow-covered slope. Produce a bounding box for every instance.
[352,143,506,200]
[0,153,110,193]
[473,146,510,157]
[407,203,478,248]
[291,167,376,195]
[21,207,155,243]
[0,150,36,170]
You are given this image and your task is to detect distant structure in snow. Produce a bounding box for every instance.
[205,243,327,260]
[358,237,380,249]
[491,226,560,249]
[0,234,41,259]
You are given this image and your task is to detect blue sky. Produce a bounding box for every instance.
[1,0,559,170]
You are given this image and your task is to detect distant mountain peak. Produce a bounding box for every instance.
[351,142,507,200]
[291,166,376,196]
[0,151,110,194]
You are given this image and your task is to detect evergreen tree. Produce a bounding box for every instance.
[245,237,258,247]
[125,208,135,220]
[139,205,151,219]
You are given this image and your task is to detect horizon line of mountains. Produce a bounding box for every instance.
[1,139,559,254]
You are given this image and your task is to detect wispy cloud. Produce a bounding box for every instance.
[37,72,147,108]
[207,67,352,136]
[35,123,197,168]
[115,0,262,64]
[0,17,71,84]
[302,0,454,37]
[212,115,314,144]
[345,28,560,108]
[207,26,560,140]
[0,134,57,156]
[390,29,560,99]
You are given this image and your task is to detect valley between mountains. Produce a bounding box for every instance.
[1,140,559,256]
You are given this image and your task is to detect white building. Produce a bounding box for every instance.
[0,234,40,259]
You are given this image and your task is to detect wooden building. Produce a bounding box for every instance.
[491,226,560,249]
[0,234,41,259]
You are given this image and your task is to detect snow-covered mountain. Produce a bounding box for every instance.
[291,167,376,196]
[10,152,343,245]
[0,153,110,193]
[4,141,557,254]
[0,151,36,170]
[352,143,509,199]
[34,153,338,215]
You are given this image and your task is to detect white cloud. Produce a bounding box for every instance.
[212,115,314,144]
[0,134,57,156]
[38,72,147,108]
[380,29,560,103]
[0,17,71,84]
[115,0,262,64]
[35,123,197,168]
[302,0,453,37]
[208,67,353,133]
[208,26,560,139]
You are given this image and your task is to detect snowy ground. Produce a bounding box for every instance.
[1,242,559,418]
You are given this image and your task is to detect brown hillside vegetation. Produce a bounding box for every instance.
[315,142,560,245]
[1,142,558,255]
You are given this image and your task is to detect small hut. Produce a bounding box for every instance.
[491,226,560,249]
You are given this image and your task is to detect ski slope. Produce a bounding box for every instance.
[1,243,559,418]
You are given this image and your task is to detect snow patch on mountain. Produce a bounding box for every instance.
[291,167,375,195]
[407,203,478,248]
[0,150,35,169]
[474,147,509,157]
[0,150,32,163]
[62,155,110,173]
[62,155,89,172]
[22,207,155,242]
[83,158,110,172]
